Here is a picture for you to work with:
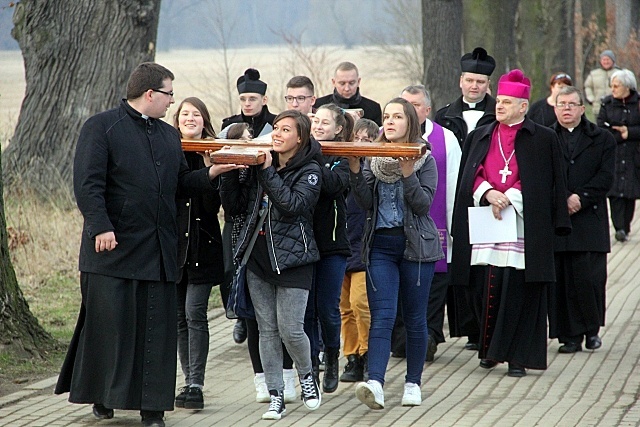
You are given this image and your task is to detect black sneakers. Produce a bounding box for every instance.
[175,386,204,410]
[300,372,322,410]
[262,390,286,420]
[174,386,189,408]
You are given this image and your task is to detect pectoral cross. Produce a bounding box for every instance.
[499,164,512,184]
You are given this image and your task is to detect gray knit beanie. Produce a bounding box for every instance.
[600,50,616,63]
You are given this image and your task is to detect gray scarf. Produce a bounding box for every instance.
[370,155,428,183]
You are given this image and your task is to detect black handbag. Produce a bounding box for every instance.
[226,208,267,320]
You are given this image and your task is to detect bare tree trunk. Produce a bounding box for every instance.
[3,0,161,196]
[422,0,463,112]
[0,150,57,358]
[493,0,520,75]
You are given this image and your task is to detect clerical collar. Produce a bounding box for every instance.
[504,118,525,127]
[141,114,150,120]
[463,96,485,110]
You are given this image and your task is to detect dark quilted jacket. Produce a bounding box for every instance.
[220,139,323,273]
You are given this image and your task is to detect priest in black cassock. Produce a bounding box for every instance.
[434,47,497,351]
[549,86,615,354]
[451,69,572,377]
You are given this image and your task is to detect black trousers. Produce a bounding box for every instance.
[609,196,636,233]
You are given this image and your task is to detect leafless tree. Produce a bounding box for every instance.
[364,0,424,84]
[3,0,161,196]
[1,0,161,358]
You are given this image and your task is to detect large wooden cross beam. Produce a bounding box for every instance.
[181,138,428,165]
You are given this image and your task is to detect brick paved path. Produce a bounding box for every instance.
[1,218,639,426]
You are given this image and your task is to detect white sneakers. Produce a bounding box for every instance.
[254,373,270,403]
[355,380,385,409]
[256,370,298,403]
[355,380,422,409]
[283,369,298,403]
[401,382,422,406]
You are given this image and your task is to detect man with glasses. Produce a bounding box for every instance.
[285,76,317,116]
[55,63,241,427]
[549,86,615,354]
[220,68,276,138]
[314,62,382,126]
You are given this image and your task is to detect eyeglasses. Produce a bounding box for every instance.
[153,88,174,97]
[284,95,313,103]
[555,102,582,109]
[354,137,373,143]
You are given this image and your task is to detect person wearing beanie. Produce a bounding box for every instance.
[220,68,276,138]
[433,46,496,355]
[435,47,497,148]
[584,49,621,116]
[451,69,571,378]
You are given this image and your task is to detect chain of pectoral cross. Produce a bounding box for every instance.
[498,131,515,184]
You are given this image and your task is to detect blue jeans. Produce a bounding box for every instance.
[247,270,312,391]
[367,233,435,386]
[176,278,213,387]
[315,255,347,351]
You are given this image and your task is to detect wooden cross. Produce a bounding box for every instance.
[499,164,512,184]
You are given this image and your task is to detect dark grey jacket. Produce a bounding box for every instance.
[220,139,323,273]
[349,155,444,265]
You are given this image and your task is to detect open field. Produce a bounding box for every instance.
[0,46,412,148]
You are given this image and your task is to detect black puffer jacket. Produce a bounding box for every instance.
[597,91,640,199]
[220,139,323,273]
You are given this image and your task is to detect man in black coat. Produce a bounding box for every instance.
[451,70,571,377]
[314,62,382,126]
[549,86,615,354]
[55,63,241,427]
[434,47,497,350]
[435,47,497,148]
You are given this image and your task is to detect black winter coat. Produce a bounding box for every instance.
[73,100,214,283]
[597,91,640,199]
[312,152,351,257]
[451,119,572,287]
[176,152,225,285]
[314,89,382,126]
[221,105,276,138]
[434,95,496,147]
[220,140,323,273]
[552,117,615,253]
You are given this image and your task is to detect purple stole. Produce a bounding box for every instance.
[428,123,448,273]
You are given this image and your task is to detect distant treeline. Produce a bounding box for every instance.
[0,0,405,51]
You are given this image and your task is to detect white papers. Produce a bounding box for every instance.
[468,206,517,244]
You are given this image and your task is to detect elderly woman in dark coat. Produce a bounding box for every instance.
[597,69,640,242]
